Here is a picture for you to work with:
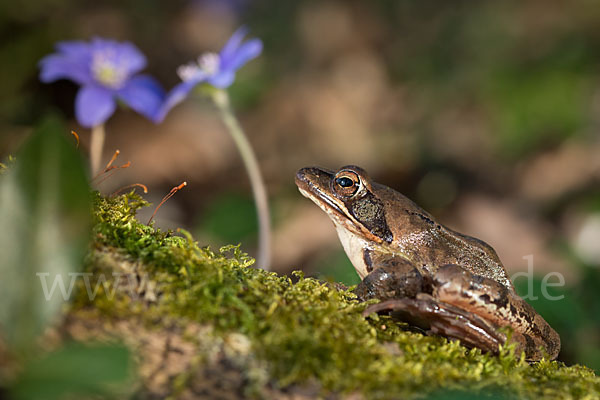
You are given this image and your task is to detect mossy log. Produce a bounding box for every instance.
[52,193,600,399]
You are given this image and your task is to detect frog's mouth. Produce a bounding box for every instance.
[295,167,348,222]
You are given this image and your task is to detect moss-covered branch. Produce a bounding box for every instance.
[60,192,600,399]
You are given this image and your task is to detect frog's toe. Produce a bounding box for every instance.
[363,293,506,354]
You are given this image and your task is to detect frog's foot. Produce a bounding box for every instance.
[363,293,506,354]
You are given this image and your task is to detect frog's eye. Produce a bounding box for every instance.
[336,177,354,187]
[333,171,360,197]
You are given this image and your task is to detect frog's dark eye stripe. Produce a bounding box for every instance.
[336,177,354,188]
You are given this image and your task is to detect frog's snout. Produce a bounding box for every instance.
[295,167,335,191]
[295,167,311,187]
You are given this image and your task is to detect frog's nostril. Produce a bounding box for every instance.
[295,168,309,183]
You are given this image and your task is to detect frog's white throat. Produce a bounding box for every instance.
[334,223,372,280]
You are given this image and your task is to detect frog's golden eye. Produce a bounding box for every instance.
[333,171,360,197]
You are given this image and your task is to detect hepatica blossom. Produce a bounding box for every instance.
[39,38,164,127]
[150,26,270,269]
[155,27,262,122]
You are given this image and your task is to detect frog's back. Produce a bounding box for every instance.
[376,183,514,290]
[435,227,514,290]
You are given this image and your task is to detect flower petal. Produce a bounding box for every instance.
[225,38,263,71]
[208,70,235,88]
[219,26,248,65]
[90,37,147,77]
[117,75,165,122]
[55,40,91,56]
[75,85,116,127]
[154,75,207,122]
[39,43,93,85]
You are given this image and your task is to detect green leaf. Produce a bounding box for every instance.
[0,117,91,350]
[10,342,132,400]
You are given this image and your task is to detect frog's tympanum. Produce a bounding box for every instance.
[296,165,560,361]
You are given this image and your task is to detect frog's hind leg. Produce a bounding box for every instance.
[432,264,560,360]
[363,264,561,360]
[363,294,506,354]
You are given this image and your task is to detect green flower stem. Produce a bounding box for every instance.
[211,89,271,270]
[90,124,106,176]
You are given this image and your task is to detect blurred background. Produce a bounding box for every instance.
[1,0,599,370]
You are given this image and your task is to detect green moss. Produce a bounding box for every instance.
[79,191,600,399]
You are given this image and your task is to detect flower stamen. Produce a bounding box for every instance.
[198,52,220,75]
[176,63,201,81]
[176,52,221,82]
[92,50,128,89]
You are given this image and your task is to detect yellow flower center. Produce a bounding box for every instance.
[91,51,127,89]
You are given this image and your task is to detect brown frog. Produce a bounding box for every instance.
[295,165,560,360]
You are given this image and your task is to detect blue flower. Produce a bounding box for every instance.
[155,27,262,122]
[39,38,165,128]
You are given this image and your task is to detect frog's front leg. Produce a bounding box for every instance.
[354,253,423,302]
